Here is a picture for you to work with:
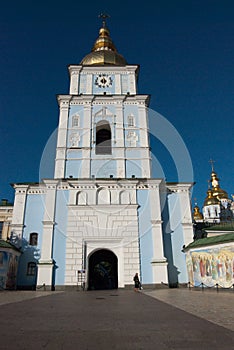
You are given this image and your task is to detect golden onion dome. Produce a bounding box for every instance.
[203,189,220,206]
[209,170,228,200]
[193,205,204,221]
[212,186,228,200]
[81,25,127,66]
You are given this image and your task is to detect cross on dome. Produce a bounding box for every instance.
[209,158,216,172]
[98,13,110,28]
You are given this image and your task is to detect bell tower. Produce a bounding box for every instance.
[54,16,151,181]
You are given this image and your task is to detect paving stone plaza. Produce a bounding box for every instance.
[0,288,233,349]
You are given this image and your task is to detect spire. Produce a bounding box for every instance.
[80,15,127,66]
[92,14,117,53]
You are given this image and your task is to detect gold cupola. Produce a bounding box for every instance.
[193,204,204,221]
[80,19,127,66]
[203,189,219,206]
[210,171,228,200]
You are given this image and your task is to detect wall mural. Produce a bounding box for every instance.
[186,244,234,288]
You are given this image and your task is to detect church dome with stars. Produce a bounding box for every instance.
[192,204,204,221]
[81,15,127,66]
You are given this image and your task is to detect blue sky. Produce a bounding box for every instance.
[0,0,234,210]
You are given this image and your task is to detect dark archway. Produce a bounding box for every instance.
[96,121,112,155]
[88,249,118,290]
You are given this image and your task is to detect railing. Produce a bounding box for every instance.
[36,283,46,291]
[188,281,234,292]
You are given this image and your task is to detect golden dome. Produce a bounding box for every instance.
[210,170,228,200]
[212,186,228,200]
[203,189,219,206]
[81,25,127,66]
[193,205,203,221]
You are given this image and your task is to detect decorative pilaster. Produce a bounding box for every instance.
[115,104,125,178]
[176,185,194,246]
[68,65,82,95]
[149,183,168,284]
[54,96,71,178]
[37,180,58,289]
[80,102,92,178]
[10,185,28,246]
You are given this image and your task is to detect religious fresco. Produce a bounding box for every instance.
[186,244,234,288]
[0,251,19,290]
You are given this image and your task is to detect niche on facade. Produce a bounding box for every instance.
[127,131,138,147]
[76,191,87,205]
[120,190,130,205]
[69,132,80,147]
[97,188,111,205]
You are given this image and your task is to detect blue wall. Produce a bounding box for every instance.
[163,192,187,285]
[137,189,153,283]
[18,194,45,287]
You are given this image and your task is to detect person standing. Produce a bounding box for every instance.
[133,273,141,292]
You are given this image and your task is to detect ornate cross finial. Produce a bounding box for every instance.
[98,13,110,28]
[209,158,216,172]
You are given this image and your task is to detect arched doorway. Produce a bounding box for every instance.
[88,249,118,290]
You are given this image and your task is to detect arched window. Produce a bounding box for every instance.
[72,115,79,127]
[29,233,38,246]
[128,115,135,127]
[96,121,112,155]
[27,262,37,276]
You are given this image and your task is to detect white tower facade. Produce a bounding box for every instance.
[10,21,194,290]
[54,65,151,180]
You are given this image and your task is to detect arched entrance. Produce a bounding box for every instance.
[88,249,118,290]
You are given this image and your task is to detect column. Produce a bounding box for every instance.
[138,104,151,178]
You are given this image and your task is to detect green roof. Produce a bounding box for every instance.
[0,240,21,251]
[205,222,234,231]
[183,233,234,251]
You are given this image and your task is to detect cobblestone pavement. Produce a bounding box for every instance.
[0,290,61,306]
[0,289,233,349]
[143,288,234,331]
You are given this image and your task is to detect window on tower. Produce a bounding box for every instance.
[128,115,135,127]
[27,262,37,276]
[72,114,79,128]
[29,232,38,246]
[96,121,112,155]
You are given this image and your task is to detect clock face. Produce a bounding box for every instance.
[95,74,113,88]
